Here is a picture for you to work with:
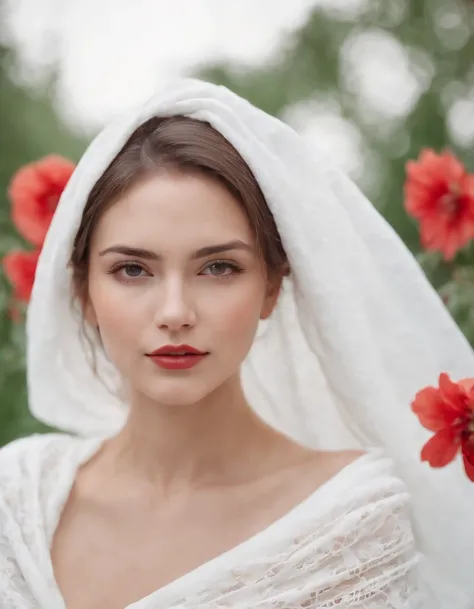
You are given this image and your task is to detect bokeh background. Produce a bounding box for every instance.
[1,0,473,446]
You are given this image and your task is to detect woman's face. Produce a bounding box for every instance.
[86,172,281,407]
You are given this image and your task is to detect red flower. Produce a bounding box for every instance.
[8,155,75,247]
[412,373,474,481]
[404,149,474,260]
[2,249,41,303]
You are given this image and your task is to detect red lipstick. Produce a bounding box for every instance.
[147,344,208,370]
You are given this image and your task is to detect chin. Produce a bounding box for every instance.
[140,376,221,408]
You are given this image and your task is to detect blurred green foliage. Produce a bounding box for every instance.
[1,1,473,446]
[0,45,86,445]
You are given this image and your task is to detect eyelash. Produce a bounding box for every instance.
[108,260,244,282]
[201,260,244,279]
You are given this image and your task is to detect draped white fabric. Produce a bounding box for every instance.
[20,79,474,606]
[0,434,431,609]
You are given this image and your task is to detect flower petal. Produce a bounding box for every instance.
[420,429,460,467]
[412,388,447,431]
[462,438,474,483]
[8,155,75,246]
[404,149,474,260]
[462,454,474,482]
[411,383,465,431]
[2,249,41,302]
[438,373,469,412]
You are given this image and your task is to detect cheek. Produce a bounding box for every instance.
[88,280,144,363]
[209,278,265,345]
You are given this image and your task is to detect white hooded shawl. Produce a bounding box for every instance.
[1,79,473,608]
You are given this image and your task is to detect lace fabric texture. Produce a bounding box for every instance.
[0,434,431,609]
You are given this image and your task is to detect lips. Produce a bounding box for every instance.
[148,344,207,356]
[146,344,209,370]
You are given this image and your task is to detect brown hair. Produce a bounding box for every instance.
[70,116,288,303]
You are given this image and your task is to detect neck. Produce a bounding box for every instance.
[106,375,278,491]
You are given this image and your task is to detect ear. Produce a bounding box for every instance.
[260,274,285,320]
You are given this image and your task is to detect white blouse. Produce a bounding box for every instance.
[0,433,432,608]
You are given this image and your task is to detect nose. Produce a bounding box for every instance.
[153,277,196,332]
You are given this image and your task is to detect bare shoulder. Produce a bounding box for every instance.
[291,446,367,488]
[261,438,367,516]
[319,448,367,476]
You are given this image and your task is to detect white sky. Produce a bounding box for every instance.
[3,0,472,177]
[4,0,339,130]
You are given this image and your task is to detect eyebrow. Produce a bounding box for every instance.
[98,240,253,260]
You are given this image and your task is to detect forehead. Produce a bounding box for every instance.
[91,172,255,250]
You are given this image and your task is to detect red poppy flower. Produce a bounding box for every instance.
[2,249,41,303]
[8,155,75,247]
[404,149,474,260]
[412,373,474,481]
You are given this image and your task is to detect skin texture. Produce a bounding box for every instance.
[51,172,363,609]
[86,171,278,414]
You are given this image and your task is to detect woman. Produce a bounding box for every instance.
[0,80,473,609]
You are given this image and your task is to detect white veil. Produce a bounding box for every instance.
[27,79,474,607]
